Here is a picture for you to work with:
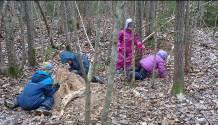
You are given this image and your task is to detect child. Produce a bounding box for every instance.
[128,50,168,81]
[5,62,59,115]
[59,50,105,84]
[116,18,145,71]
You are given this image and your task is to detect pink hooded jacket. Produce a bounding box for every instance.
[116,29,145,70]
[139,54,167,78]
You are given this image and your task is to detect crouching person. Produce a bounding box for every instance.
[59,49,105,84]
[5,62,59,115]
[128,50,168,81]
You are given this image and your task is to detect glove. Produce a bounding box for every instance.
[53,82,60,89]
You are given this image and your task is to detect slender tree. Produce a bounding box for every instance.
[4,2,18,77]
[63,1,71,49]
[34,1,56,48]
[171,0,185,95]
[135,1,142,40]
[16,1,26,69]
[23,1,36,66]
[0,0,8,67]
[184,1,192,74]
[101,1,124,124]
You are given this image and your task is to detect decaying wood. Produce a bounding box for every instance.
[54,68,85,116]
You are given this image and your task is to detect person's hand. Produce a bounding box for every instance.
[53,82,60,89]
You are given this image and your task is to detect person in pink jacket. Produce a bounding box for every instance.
[127,50,168,81]
[116,18,145,71]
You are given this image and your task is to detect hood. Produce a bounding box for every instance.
[31,70,50,83]
[124,18,133,29]
[59,50,76,64]
[157,50,168,60]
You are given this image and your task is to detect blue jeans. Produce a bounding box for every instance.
[128,66,148,80]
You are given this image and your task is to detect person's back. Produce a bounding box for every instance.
[5,62,59,115]
[59,50,89,75]
[139,55,165,76]
[127,50,168,81]
[18,70,53,110]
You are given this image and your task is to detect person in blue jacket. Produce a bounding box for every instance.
[59,49,104,84]
[5,62,59,115]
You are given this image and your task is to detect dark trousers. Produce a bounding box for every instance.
[128,66,148,80]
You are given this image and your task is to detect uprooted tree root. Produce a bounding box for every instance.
[53,68,86,116]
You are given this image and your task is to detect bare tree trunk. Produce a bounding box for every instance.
[86,1,92,36]
[146,1,156,35]
[151,4,158,89]
[34,1,56,49]
[75,36,91,125]
[135,1,142,40]
[0,0,8,67]
[85,2,102,125]
[67,1,77,51]
[4,2,18,77]
[131,29,135,83]
[212,13,217,40]
[101,1,124,124]
[171,0,185,96]
[24,1,36,66]
[184,1,192,74]
[63,1,71,49]
[16,1,26,69]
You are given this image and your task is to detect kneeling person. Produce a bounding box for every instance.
[5,62,59,115]
[128,50,168,81]
[59,50,104,84]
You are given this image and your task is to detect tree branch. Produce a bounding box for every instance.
[74,1,95,51]
[142,16,175,43]
[34,1,56,48]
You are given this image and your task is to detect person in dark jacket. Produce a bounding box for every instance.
[59,50,104,84]
[5,62,59,115]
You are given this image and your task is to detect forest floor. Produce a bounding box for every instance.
[0,17,217,125]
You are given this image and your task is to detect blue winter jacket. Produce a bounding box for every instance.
[59,50,90,76]
[17,70,55,110]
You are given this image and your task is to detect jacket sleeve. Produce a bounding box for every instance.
[43,85,58,97]
[157,61,167,78]
[134,34,145,49]
[82,54,90,75]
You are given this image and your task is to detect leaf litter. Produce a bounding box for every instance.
[0,16,217,125]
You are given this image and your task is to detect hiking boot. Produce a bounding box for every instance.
[35,106,52,116]
[92,76,105,84]
[4,99,18,109]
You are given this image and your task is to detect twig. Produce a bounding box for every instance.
[74,1,95,51]
[142,16,175,43]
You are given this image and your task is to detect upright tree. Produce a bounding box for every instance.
[101,1,124,124]
[184,1,192,74]
[4,2,18,77]
[171,0,185,95]
[63,1,71,49]
[0,0,8,67]
[145,1,157,47]
[135,1,142,40]
[16,1,26,68]
[35,1,56,48]
[23,1,36,66]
